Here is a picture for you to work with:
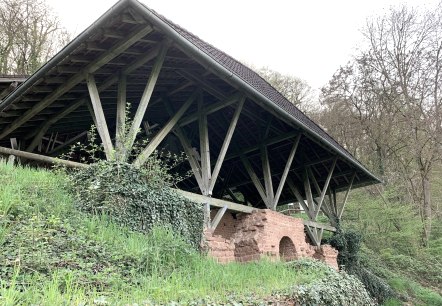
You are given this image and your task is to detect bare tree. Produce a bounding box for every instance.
[321,3,442,244]
[0,0,70,75]
[254,66,316,113]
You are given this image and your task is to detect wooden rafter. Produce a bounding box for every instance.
[0,25,153,140]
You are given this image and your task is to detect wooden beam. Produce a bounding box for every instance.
[313,157,337,219]
[198,93,211,195]
[0,146,88,169]
[0,25,153,140]
[175,189,254,213]
[208,96,245,194]
[225,131,299,161]
[241,155,268,207]
[210,205,228,231]
[86,74,114,160]
[25,44,162,151]
[261,146,274,208]
[7,138,19,165]
[272,135,301,209]
[115,73,127,159]
[305,225,320,247]
[133,92,197,167]
[178,93,241,127]
[123,43,169,160]
[338,172,356,219]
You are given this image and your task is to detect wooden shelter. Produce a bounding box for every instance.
[0,0,380,246]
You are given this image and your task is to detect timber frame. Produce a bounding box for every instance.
[0,0,380,246]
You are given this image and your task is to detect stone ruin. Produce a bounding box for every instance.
[203,209,339,269]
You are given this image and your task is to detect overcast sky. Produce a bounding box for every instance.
[47,0,439,92]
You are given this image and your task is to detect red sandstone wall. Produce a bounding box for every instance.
[204,209,339,269]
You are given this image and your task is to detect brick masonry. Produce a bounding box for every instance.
[204,209,339,269]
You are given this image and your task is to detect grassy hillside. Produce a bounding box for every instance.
[0,162,374,305]
[343,188,442,306]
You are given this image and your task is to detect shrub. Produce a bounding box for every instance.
[68,160,204,248]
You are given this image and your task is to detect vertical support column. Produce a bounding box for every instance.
[115,73,127,159]
[198,94,211,196]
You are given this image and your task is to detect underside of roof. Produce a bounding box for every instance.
[0,0,380,208]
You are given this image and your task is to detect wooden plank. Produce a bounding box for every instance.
[198,93,211,195]
[208,96,245,194]
[338,172,356,219]
[175,189,254,213]
[0,146,88,169]
[241,155,268,207]
[210,205,228,231]
[86,74,114,160]
[123,43,169,160]
[261,146,274,208]
[272,135,301,209]
[314,157,337,219]
[0,25,153,140]
[303,220,336,232]
[115,73,127,158]
[25,44,162,151]
[133,92,197,167]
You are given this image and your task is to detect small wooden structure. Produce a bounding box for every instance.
[0,0,380,246]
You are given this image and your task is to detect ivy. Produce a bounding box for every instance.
[68,160,204,249]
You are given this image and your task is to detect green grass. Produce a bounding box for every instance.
[0,162,329,305]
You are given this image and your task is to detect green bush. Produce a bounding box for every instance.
[68,160,204,248]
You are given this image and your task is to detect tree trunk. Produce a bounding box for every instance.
[422,174,432,245]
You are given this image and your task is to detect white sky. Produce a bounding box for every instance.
[47,0,439,91]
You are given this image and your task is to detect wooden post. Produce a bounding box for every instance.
[209,205,228,231]
[208,97,245,194]
[198,93,211,196]
[261,146,274,208]
[122,43,169,160]
[7,138,19,165]
[86,74,114,160]
[115,73,127,159]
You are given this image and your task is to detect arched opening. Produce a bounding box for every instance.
[279,236,297,261]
